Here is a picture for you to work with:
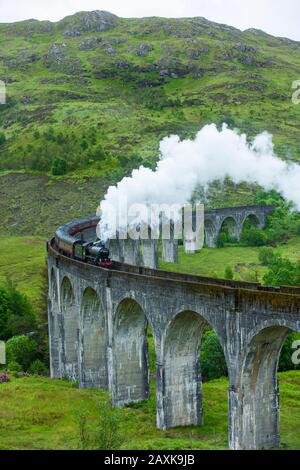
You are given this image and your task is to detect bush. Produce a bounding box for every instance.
[216,232,227,248]
[0,132,6,146]
[52,157,67,176]
[0,373,9,383]
[78,401,122,450]
[6,336,39,371]
[259,247,275,266]
[28,359,48,376]
[0,282,36,340]
[0,132,6,145]
[224,266,234,280]
[263,255,298,287]
[200,331,228,381]
[7,361,22,372]
[242,226,266,246]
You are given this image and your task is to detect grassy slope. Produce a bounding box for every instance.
[0,372,299,450]
[1,13,300,167]
[162,237,300,281]
[0,172,109,237]
[0,13,300,236]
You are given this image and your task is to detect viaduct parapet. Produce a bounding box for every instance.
[47,207,300,451]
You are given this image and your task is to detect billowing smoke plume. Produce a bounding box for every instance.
[99,123,300,239]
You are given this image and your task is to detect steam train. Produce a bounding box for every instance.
[54,217,113,267]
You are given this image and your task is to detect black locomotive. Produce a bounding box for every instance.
[54,217,113,267]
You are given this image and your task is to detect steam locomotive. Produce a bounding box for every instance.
[54,217,113,267]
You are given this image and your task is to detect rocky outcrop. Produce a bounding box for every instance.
[3,51,39,68]
[44,43,67,65]
[135,43,154,57]
[234,43,257,54]
[186,46,209,60]
[59,10,118,37]
[44,43,82,75]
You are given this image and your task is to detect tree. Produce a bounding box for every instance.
[0,287,11,340]
[224,266,234,280]
[0,132,6,146]
[52,157,67,176]
[263,255,296,286]
[93,145,107,161]
[200,331,228,381]
[259,247,275,266]
[242,226,266,246]
[0,282,36,340]
[6,335,39,371]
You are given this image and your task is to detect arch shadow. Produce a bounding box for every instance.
[161,310,228,429]
[48,268,60,377]
[61,276,77,380]
[234,325,292,449]
[219,216,239,242]
[113,298,153,406]
[80,287,107,389]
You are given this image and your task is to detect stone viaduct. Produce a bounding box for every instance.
[204,205,275,248]
[47,205,300,451]
[108,204,275,265]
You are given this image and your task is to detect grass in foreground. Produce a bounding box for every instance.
[0,372,299,450]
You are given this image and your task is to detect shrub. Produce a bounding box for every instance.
[6,335,39,371]
[28,359,48,376]
[224,266,234,280]
[7,361,22,372]
[216,232,227,248]
[0,373,9,383]
[200,331,228,381]
[0,281,36,340]
[78,401,122,450]
[0,132,6,146]
[242,226,266,246]
[52,157,67,176]
[259,247,275,266]
[263,255,297,287]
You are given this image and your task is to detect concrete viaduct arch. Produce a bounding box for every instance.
[203,205,275,248]
[48,226,300,450]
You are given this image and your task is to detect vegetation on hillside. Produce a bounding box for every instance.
[0,11,300,178]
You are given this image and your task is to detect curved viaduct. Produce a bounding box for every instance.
[47,206,300,451]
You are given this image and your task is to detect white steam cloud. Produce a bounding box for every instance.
[99,123,300,239]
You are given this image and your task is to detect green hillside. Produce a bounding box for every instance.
[0,11,300,236]
[0,372,300,450]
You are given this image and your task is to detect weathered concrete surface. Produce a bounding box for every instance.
[162,238,178,263]
[120,238,140,265]
[141,239,159,269]
[48,210,300,450]
[162,221,179,263]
